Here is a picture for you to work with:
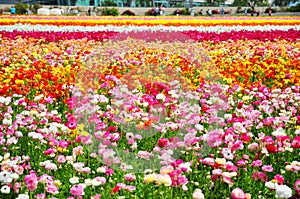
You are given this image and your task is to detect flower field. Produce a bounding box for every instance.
[0,15,300,199]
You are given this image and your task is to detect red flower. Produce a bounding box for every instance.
[266,144,278,153]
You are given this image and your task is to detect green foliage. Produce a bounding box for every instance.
[233,0,248,6]
[286,3,300,12]
[256,0,269,6]
[101,7,119,16]
[173,3,184,7]
[15,3,29,15]
[102,0,118,6]
[31,3,42,14]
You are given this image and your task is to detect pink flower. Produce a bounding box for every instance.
[56,155,66,164]
[236,159,247,167]
[105,168,114,176]
[124,173,136,182]
[252,172,268,182]
[252,160,262,167]
[262,165,274,172]
[66,116,77,130]
[212,169,223,175]
[70,184,85,196]
[36,194,46,199]
[46,184,59,194]
[24,173,38,192]
[222,176,234,185]
[207,130,222,148]
[292,136,300,148]
[231,188,245,199]
[13,182,21,194]
[294,180,300,194]
[169,170,188,187]
[273,174,284,185]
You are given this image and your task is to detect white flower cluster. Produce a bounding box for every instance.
[1,24,300,33]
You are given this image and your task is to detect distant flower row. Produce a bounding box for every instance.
[0,15,300,26]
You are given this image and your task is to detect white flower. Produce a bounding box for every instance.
[96,166,107,173]
[16,194,29,199]
[275,185,292,199]
[84,178,92,186]
[69,176,79,184]
[10,173,19,180]
[195,124,204,131]
[0,171,12,184]
[272,128,286,137]
[0,185,10,194]
[265,181,278,190]
[193,188,205,199]
[156,93,166,101]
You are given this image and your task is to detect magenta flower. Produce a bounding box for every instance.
[292,136,300,148]
[294,180,300,194]
[273,174,284,185]
[158,138,169,148]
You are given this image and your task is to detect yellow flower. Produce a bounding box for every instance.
[80,131,89,137]
[155,174,172,186]
[15,79,24,85]
[215,158,226,165]
[144,174,156,183]
[54,180,62,187]
[57,147,68,153]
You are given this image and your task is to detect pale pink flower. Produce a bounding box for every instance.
[192,189,204,199]
[46,184,59,194]
[56,155,66,164]
[124,173,136,182]
[231,188,245,199]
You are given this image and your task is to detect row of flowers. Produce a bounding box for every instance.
[1,29,300,42]
[1,24,300,33]
[1,16,300,26]
[0,35,299,99]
